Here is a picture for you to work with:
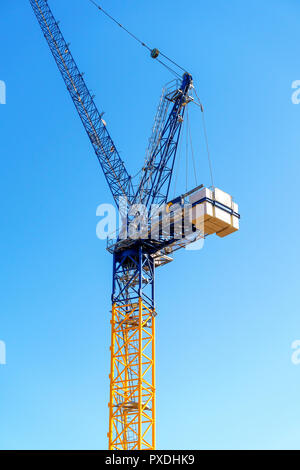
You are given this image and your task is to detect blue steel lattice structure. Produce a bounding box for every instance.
[29,0,134,209]
[29,0,194,450]
[134,73,193,210]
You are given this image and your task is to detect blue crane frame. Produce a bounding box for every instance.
[29,0,195,449]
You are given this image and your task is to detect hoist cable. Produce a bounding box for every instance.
[185,110,189,193]
[86,0,188,77]
[187,107,198,187]
[87,0,152,51]
[194,88,215,188]
[172,122,183,199]
[156,58,181,78]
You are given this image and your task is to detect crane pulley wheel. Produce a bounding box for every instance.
[151,48,160,59]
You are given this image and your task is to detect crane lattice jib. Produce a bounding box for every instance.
[29,0,133,207]
[134,73,193,209]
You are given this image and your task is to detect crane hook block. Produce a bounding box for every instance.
[151,48,160,59]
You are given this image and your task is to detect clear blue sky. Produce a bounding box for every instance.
[1,0,300,450]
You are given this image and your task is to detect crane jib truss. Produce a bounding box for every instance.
[29,0,134,208]
[30,0,195,450]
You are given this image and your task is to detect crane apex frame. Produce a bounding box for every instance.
[29,0,240,451]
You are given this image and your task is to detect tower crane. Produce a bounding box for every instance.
[29,0,240,450]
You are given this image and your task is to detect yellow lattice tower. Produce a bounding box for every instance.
[108,298,155,450]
